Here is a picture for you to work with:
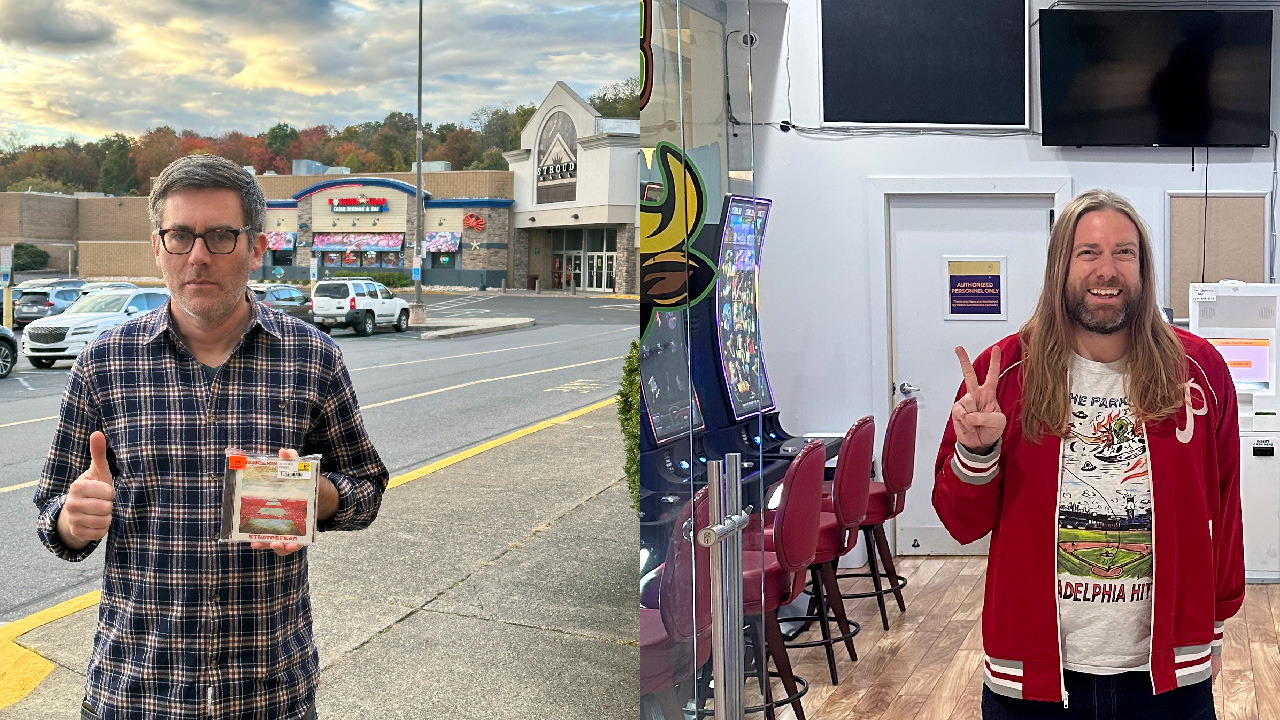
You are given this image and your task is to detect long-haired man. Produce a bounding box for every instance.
[934,189,1242,719]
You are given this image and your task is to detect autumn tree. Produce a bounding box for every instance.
[424,128,476,171]
[131,126,182,193]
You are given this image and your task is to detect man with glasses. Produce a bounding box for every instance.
[33,153,388,719]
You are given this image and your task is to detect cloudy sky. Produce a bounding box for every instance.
[0,0,635,144]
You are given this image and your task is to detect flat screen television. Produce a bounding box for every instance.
[714,196,775,421]
[1039,9,1272,147]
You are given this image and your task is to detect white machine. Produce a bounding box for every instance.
[1190,282,1280,582]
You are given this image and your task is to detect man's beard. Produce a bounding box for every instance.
[1067,284,1140,335]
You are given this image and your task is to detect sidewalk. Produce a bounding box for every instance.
[0,404,638,719]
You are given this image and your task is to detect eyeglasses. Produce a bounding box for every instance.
[156,225,251,255]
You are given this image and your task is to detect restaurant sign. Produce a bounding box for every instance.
[329,194,389,213]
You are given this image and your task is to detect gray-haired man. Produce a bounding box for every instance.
[35,153,388,719]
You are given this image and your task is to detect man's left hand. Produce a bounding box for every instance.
[1212,653,1221,682]
[250,448,309,557]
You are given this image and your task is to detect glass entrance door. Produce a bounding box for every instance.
[585,253,614,291]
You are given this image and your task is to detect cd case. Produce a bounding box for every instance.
[219,451,321,544]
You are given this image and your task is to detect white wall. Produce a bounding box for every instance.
[745,1,1280,437]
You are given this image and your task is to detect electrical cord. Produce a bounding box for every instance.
[1201,147,1210,283]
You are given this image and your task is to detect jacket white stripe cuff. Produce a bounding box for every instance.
[1213,621,1225,654]
[952,439,1001,485]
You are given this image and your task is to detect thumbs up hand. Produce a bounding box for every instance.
[58,431,115,550]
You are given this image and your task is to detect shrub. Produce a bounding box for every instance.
[12,242,49,271]
[618,339,641,512]
[329,270,412,288]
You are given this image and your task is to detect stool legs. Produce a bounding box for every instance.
[764,608,806,720]
[863,526,891,631]
[819,560,858,663]
[807,566,839,685]
[872,525,906,612]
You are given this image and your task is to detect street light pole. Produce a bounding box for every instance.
[414,0,424,306]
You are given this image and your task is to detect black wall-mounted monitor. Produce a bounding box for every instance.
[1039,9,1273,147]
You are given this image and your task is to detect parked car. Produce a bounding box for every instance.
[78,281,139,297]
[14,285,85,327]
[0,325,15,378]
[310,277,410,336]
[249,283,320,327]
[22,288,170,368]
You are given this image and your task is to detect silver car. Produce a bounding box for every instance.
[22,289,170,368]
[14,286,83,327]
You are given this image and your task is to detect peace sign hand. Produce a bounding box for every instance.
[952,345,1007,454]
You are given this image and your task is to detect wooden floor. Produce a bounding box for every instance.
[754,556,1273,720]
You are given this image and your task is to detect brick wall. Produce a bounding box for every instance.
[76,196,158,278]
[0,193,79,272]
[512,228,530,289]
[80,242,160,279]
[616,223,637,295]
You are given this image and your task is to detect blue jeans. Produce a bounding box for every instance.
[981,670,1215,720]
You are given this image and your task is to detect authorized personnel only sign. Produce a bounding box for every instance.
[946,257,1006,320]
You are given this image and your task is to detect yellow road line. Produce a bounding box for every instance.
[0,481,36,495]
[0,591,100,709]
[348,327,632,373]
[386,397,618,490]
[0,416,56,430]
[361,356,624,410]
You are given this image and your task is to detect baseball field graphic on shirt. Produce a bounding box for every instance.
[1057,395,1154,585]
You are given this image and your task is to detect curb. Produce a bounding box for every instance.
[416,319,536,339]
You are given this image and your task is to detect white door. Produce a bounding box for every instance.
[890,194,1054,555]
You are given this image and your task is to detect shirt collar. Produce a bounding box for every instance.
[145,288,283,345]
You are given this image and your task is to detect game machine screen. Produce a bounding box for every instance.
[642,310,705,444]
[715,196,775,421]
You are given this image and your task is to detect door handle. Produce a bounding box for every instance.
[899,382,921,395]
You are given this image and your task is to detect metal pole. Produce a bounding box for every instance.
[414,0,424,306]
[703,456,746,719]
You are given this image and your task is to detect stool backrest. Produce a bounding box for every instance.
[771,441,826,574]
[881,397,918,496]
[660,488,712,643]
[832,415,875,529]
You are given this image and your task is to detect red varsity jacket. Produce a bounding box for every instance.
[932,329,1244,704]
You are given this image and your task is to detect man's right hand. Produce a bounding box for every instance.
[57,431,115,550]
[952,345,1007,454]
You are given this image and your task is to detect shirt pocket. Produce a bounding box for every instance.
[251,392,313,456]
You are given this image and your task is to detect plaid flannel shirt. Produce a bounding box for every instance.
[34,296,387,720]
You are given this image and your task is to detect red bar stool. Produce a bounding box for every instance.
[640,490,712,716]
[777,415,874,685]
[839,397,917,630]
[742,440,825,720]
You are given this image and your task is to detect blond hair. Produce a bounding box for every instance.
[1019,189,1186,442]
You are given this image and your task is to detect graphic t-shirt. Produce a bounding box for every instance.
[1057,353,1154,674]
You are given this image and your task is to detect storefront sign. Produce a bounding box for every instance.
[423,231,461,252]
[328,195,389,213]
[266,231,296,250]
[945,257,1006,320]
[312,233,405,251]
[536,111,578,203]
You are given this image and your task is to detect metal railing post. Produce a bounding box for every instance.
[702,455,748,719]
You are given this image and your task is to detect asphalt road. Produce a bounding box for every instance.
[0,291,637,623]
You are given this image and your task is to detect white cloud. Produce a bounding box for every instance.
[0,0,636,144]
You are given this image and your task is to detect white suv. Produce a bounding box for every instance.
[22,288,171,368]
[310,278,410,336]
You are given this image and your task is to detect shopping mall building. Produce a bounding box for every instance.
[0,83,639,294]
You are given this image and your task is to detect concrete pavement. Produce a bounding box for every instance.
[0,403,638,719]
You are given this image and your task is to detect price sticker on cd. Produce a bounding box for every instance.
[277,460,308,480]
